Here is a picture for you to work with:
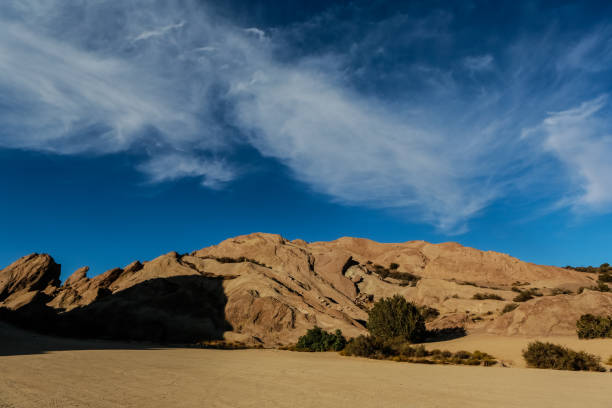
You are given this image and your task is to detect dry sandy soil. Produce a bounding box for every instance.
[1,324,611,408]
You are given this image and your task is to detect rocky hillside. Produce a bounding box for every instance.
[1,233,611,346]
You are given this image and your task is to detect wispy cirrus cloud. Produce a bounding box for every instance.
[1,1,612,231]
[529,95,612,210]
[133,21,185,42]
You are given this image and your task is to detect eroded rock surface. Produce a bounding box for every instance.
[1,233,608,345]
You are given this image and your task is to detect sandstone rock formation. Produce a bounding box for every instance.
[1,233,610,345]
[0,254,61,309]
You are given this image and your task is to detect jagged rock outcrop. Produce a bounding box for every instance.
[1,233,609,345]
[0,254,61,309]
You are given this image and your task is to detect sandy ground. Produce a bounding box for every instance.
[1,324,611,408]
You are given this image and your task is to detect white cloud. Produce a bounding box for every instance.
[138,153,235,189]
[133,21,185,41]
[244,27,266,40]
[229,68,497,230]
[1,1,612,232]
[536,95,612,209]
[0,2,226,187]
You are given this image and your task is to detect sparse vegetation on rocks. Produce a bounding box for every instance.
[512,288,542,302]
[522,341,605,372]
[550,288,573,295]
[576,314,612,339]
[566,263,612,286]
[201,255,270,268]
[370,264,420,284]
[472,293,504,301]
[501,303,519,314]
[513,291,533,302]
[578,282,611,293]
[565,263,610,274]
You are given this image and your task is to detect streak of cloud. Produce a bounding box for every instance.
[1,1,612,232]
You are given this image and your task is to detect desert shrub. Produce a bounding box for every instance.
[389,271,420,282]
[576,314,612,339]
[414,344,427,357]
[513,291,533,302]
[370,264,420,283]
[522,341,605,371]
[341,335,389,358]
[550,288,573,295]
[418,305,440,321]
[501,303,519,314]
[566,263,612,274]
[472,293,504,301]
[512,288,542,302]
[199,340,256,349]
[372,264,390,279]
[453,350,471,359]
[598,273,612,283]
[367,295,426,342]
[295,327,346,352]
[342,335,496,366]
[203,256,269,268]
[578,282,611,293]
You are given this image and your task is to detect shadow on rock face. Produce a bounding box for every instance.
[0,275,231,350]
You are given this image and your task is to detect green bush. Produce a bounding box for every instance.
[576,314,612,339]
[367,295,426,342]
[472,293,504,301]
[341,335,389,358]
[501,303,519,314]
[295,326,346,351]
[453,350,471,359]
[341,336,496,366]
[522,341,605,371]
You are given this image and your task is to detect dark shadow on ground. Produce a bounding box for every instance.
[0,275,231,356]
[423,327,467,343]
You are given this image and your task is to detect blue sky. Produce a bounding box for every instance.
[2,0,612,280]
